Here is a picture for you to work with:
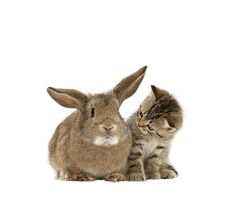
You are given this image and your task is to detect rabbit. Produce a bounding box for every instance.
[47,66,147,182]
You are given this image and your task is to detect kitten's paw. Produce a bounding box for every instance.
[160,166,178,179]
[127,172,146,181]
[105,173,125,182]
[56,170,72,181]
[72,173,96,182]
[146,171,161,180]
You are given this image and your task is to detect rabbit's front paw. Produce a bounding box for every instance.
[127,172,146,181]
[160,166,178,179]
[56,170,72,181]
[105,173,125,182]
[72,173,96,181]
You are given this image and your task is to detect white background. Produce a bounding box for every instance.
[0,0,235,203]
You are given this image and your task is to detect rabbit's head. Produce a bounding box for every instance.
[47,66,147,146]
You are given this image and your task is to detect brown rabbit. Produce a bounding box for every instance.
[47,66,147,182]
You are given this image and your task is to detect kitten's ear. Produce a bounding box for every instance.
[151,85,169,101]
[162,118,176,133]
[47,87,88,110]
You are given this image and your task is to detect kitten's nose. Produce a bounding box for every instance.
[138,119,147,127]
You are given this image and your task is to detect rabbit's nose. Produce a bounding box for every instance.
[99,125,116,133]
[103,126,114,132]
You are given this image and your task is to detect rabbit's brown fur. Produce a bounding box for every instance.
[48,66,147,181]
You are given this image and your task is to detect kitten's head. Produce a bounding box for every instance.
[136,85,183,139]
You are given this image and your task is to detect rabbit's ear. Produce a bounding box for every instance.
[113,66,147,105]
[47,87,88,109]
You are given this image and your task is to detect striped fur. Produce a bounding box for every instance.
[127,85,183,181]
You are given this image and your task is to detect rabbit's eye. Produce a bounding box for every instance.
[91,108,95,118]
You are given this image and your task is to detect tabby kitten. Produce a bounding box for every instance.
[127,85,183,181]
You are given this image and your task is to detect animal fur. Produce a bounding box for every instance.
[47,66,147,182]
[127,85,183,181]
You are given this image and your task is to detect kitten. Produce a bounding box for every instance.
[127,85,183,181]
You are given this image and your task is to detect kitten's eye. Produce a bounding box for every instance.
[91,108,95,118]
[139,110,143,118]
[147,124,154,131]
